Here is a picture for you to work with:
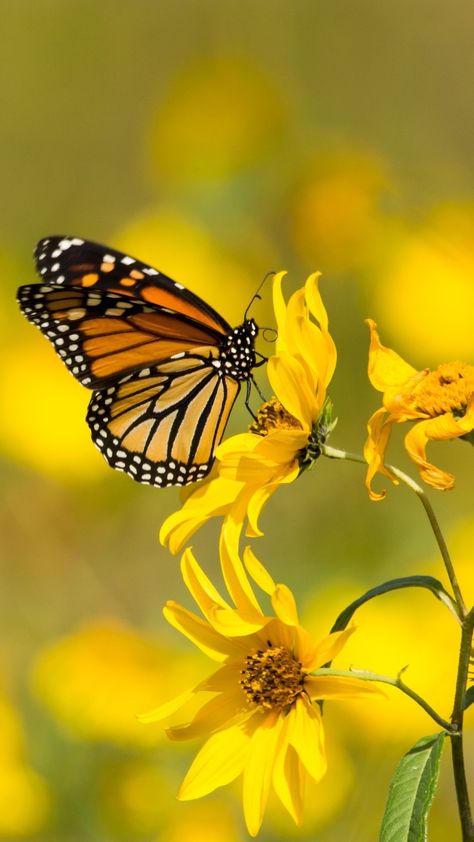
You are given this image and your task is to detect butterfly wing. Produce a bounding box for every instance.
[17,282,226,389]
[87,356,240,485]
[33,236,231,334]
[18,236,256,486]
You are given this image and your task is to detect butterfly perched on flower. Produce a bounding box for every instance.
[17,237,260,487]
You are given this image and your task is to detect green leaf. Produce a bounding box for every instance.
[463,685,474,711]
[379,732,446,842]
[330,576,458,633]
[460,429,474,446]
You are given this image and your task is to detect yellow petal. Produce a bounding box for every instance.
[219,521,263,615]
[404,417,458,490]
[138,685,198,723]
[163,602,242,661]
[273,740,306,826]
[209,605,268,637]
[302,627,356,671]
[253,430,309,464]
[243,711,285,836]
[159,509,205,556]
[287,696,326,782]
[305,674,387,701]
[271,584,299,626]
[304,272,326,330]
[160,475,241,554]
[243,546,276,594]
[178,721,252,800]
[246,466,298,541]
[216,432,260,459]
[272,272,290,354]
[181,548,230,617]
[364,407,399,501]
[366,319,417,391]
[167,687,246,741]
[268,353,318,426]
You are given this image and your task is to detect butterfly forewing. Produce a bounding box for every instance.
[34,236,231,335]
[17,283,230,389]
[17,236,258,486]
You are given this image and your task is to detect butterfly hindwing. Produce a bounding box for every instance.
[86,357,240,486]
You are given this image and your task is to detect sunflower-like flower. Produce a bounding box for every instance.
[160,272,337,554]
[364,319,474,500]
[140,540,382,836]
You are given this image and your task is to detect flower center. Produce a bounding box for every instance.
[248,397,303,436]
[411,362,474,417]
[240,644,305,711]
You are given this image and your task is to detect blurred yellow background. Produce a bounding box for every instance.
[1,2,473,840]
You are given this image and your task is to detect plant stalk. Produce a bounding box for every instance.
[321,445,466,616]
[450,607,474,841]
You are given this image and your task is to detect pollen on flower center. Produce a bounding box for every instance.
[240,644,305,711]
[249,397,303,436]
[411,362,474,417]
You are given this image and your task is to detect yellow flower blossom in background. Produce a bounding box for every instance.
[161,272,337,554]
[364,319,474,499]
[32,619,201,748]
[0,689,50,837]
[148,57,287,184]
[290,149,389,272]
[140,542,383,836]
[372,204,474,360]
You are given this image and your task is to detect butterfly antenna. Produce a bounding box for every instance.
[244,270,276,321]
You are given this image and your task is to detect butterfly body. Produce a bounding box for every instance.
[17,237,259,486]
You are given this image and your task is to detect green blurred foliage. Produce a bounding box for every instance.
[1,1,473,840]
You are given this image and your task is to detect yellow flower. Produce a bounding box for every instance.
[140,542,382,837]
[364,319,474,499]
[161,272,337,554]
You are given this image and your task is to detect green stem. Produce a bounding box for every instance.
[311,667,453,732]
[450,607,474,841]
[321,445,467,617]
[321,444,473,838]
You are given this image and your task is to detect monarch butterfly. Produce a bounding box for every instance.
[17,236,260,487]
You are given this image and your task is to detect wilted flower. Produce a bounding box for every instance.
[364,319,474,499]
[140,540,382,836]
[160,272,337,554]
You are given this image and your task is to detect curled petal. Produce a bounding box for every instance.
[364,407,399,501]
[160,476,242,555]
[404,417,459,490]
[366,319,417,391]
[245,476,298,539]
